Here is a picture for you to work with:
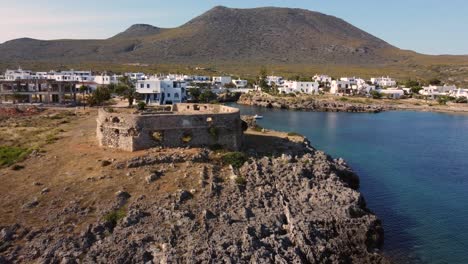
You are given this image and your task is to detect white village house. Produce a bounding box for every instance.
[136,78,187,105]
[232,79,248,88]
[419,85,457,99]
[313,74,332,83]
[280,80,319,94]
[449,88,468,98]
[266,76,285,86]
[379,88,405,99]
[371,76,397,87]
[212,76,232,86]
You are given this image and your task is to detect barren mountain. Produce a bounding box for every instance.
[0,6,413,65]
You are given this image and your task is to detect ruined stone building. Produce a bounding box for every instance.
[97,104,244,151]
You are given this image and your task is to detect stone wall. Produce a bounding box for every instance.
[97,104,243,151]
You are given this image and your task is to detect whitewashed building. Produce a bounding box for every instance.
[136,78,187,105]
[371,76,397,87]
[126,72,147,81]
[379,89,405,99]
[449,88,468,98]
[280,81,319,94]
[232,79,248,88]
[330,80,353,94]
[266,76,284,86]
[4,68,35,80]
[94,74,122,85]
[419,85,457,99]
[212,76,232,86]
[313,74,332,83]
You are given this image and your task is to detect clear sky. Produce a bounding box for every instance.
[1,0,467,55]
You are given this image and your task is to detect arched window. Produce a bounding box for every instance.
[174,93,179,98]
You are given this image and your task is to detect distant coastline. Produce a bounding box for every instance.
[237,92,468,114]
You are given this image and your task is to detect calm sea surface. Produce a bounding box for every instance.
[230,103,468,264]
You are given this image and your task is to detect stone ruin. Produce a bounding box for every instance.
[96,103,244,151]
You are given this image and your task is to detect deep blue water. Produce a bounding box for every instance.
[232,104,468,264]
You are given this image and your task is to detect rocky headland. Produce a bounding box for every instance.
[0,110,389,263]
[238,93,389,113]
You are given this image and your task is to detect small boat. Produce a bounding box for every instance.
[254,114,264,119]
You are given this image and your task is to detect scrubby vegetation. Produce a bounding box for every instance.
[0,146,30,167]
[287,132,302,137]
[103,208,127,228]
[222,152,248,169]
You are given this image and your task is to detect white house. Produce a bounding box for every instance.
[280,81,319,94]
[379,89,405,99]
[232,79,248,88]
[212,76,232,86]
[266,76,284,86]
[94,74,122,85]
[4,68,35,80]
[371,76,397,87]
[136,78,187,105]
[126,72,147,81]
[330,80,353,94]
[449,88,468,98]
[419,85,457,99]
[313,74,332,83]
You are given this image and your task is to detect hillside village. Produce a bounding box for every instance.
[1,68,467,106]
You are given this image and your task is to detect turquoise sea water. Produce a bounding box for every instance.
[232,104,468,264]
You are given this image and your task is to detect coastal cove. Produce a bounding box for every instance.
[230,103,468,264]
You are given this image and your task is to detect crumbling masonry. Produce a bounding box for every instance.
[97,104,243,151]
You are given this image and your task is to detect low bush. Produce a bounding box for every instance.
[222,152,248,169]
[0,146,30,167]
[137,102,146,111]
[455,96,467,103]
[103,208,127,227]
[287,132,302,137]
[235,176,247,185]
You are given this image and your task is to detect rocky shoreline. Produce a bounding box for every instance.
[238,93,390,113]
[0,128,388,263]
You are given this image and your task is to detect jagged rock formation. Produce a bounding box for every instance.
[0,138,389,263]
[238,93,390,113]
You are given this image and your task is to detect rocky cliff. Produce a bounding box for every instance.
[0,128,388,263]
[238,93,389,113]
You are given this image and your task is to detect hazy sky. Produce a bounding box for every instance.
[1,0,467,55]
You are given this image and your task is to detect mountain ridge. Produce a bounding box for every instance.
[0,5,467,82]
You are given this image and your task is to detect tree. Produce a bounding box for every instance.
[115,76,137,107]
[370,90,382,99]
[429,78,442,86]
[258,67,270,93]
[199,90,217,103]
[88,87,111,106]
[223,82,237,89]
[188,88,201,101]
[410,86,423,94]
[405,80,420,88]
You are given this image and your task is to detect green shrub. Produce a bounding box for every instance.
[209,144,224,151]
[338,97,349,102]
[222,152,248,169]
[208,127,219,139]
[455,96,467,103]
[370,90,382,99]
[103,208,127,227]
[0,146,30,167]
[235,176,247,185]
[137,102,146,111]
[287,132,302,137]
[181,132,192,143]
